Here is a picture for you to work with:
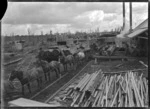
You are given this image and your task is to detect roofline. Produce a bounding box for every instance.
[133,18,148,31]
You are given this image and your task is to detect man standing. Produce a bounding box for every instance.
[37,47,44,61]
[124,42,129,56]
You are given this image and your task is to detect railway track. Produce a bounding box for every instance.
[30,60,91,102]
[44,61,92,103]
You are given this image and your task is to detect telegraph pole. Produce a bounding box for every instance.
[129,2,132,31]
[122,2,125,31]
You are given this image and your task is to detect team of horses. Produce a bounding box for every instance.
[5,46,90,96]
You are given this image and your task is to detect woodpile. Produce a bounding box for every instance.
[50,69,148,107]
[99,45,116,56]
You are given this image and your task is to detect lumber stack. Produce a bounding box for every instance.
[50,69,148,107]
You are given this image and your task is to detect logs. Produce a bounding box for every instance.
[50,69,148,107]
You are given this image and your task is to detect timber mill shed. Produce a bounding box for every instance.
[127,19,148,57]
[98,32,116,45]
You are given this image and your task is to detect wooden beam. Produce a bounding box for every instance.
[138,36,148,39]
[139,61,148,68]
[75,74,89,90]
[127,73,134,107]
[93,55,135,60]
[110,88,119,107]
[92,89,102,107]
[97,77,107,106]
[71,93,80,107]
[80,74,92,91]
[104,68,147,75]
[131,72,144,107]
[105,77,108,107]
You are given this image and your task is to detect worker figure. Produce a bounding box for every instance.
[37,47,44,61]
[124,42,129,56]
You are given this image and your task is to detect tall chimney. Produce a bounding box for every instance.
[130,2,132,31]
[123,2,125,31]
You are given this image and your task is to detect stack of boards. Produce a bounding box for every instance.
[48,69,148,107]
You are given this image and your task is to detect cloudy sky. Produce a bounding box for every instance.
[2,2,148,36]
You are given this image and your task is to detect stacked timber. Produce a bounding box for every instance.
[50,69,148,107]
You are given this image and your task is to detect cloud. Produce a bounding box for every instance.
[2,24,73,35]
[2,2,148,35]
[104,13,117,21]
[75,10,104,24]
[2,2,122,25]
[2,2,76,25]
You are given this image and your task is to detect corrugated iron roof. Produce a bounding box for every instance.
[128,28,148,38]
[127,19,148,38]
[133,19,148,31]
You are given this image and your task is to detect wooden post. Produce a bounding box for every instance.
[122,2,125,30]
[94,58,97,64]
[131,72,144,107]
[129,2,132,31]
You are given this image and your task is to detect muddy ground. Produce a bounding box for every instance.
[2,57,90,107]
[2,46,148,107]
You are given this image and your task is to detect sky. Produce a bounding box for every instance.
[2,2,148,36]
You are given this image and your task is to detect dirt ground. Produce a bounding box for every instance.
[2,44,148,107]
[97,58,148,77]
[2,57,148,107]
[2,58,90,107]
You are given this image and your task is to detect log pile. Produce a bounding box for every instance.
[50,69,148,107]
[99,45,116,56]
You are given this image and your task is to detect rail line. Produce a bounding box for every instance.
[30,72,68,99]
[29,61,91,102]
[44,61,91,103]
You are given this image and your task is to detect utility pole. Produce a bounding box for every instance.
[122,2,125,31]
[129,2,132,31]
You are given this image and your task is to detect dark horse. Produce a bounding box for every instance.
[9,65,43,95]
[90,43,98,52]
[38,49,62,62]
[37,48,63,81]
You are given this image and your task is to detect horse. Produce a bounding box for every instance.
[35,59,61,80]
[3,80,18,100]
[49,60,61,77]
[73,50,85,67]
[38,48,62,63]
[90,43,98,52]
[8,65,43,95]
[36,48,63,79]
[59,50,75,71]
[84,49,92,61]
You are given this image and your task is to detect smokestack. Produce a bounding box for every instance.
[28,28,31,36]
[123,2,125,31]
[41,31,43,35]
[130,2,132,31]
